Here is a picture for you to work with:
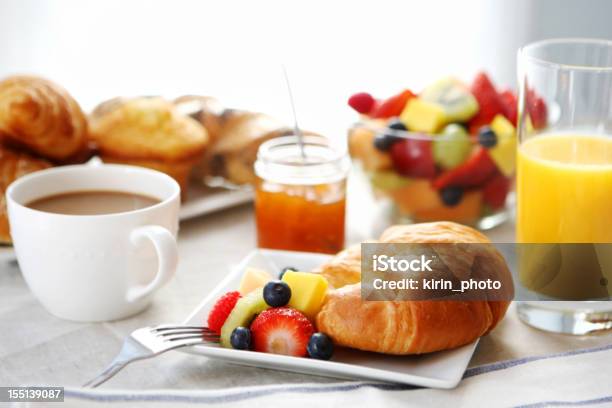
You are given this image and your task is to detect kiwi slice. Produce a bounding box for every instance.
[220,288,268,348]
[421,77,478,123]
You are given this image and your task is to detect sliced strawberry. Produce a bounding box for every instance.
[348,92,376,115]
[499,89,518,126]
[207,291,241,335]
[468,72,505,135]
[526,89,547,129]
[390,138,436,178]
[483,172,511,209]
[250,308,314,357]
[433,147,497,190]
[371,89,415,119]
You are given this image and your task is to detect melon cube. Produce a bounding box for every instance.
[239,267,273,295]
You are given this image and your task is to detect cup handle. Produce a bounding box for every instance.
[126,225,178,303]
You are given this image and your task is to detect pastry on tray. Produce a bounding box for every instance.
[207,221,511,360]
[0,75,88,162]
[0,146,52,243]
[175,96,318,186]
[316,222,512,355]
[89,97,209,195]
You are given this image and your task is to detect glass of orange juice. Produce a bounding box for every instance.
[516,39,612,334]
[254,135,350,254]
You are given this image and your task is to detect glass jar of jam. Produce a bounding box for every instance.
[254,135,350,254]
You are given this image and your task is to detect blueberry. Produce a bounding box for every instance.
[263,280,292,307]
[440,186,463,207]
[387,119,407,131]
[374,133,402,152]
[230,327,251,350]
[478,126,497,148]
[307,333,334,360]
[279,266,298,280]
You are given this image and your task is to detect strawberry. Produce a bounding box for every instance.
[207,291,241,335]
[250,308,314,357]
[433,147,497,190]
[468,72,505,135]
[483,172,511,209]
[526,89,547,129]
[371,89,415,119]
[499,89,518,126]
[390,138,436,178]
[348,92,376,115]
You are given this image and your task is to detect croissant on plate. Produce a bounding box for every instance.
[316,222,512,355]
[0,146,52,243]
[0,76,88,161]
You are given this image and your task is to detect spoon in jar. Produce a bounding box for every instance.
[282,65,306,161]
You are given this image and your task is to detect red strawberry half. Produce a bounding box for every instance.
[371,89,415,119]
[207,291,241,334]
[499,89,518,126]
[433,147,497,190]
[250,308,314,357]
[468,72,505,135]
[483,172,511,209]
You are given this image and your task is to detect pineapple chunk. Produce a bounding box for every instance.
[489,114,517,176]
[400,99,447,133]
[239,267,273,295]
[282,271,329,320]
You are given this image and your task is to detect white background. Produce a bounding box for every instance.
[0,0,611,139]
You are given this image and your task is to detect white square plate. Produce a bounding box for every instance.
[179,249,478,389]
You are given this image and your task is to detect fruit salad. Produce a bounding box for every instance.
[207,266,334,360]
[347,72,547,228]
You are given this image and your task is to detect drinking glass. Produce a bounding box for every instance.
[516,38,612,334]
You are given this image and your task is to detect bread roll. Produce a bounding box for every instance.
[0,146,52,243]
[0,76,87,161]
[89,97,209,193]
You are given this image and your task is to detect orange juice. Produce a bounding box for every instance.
[517,134,612,243]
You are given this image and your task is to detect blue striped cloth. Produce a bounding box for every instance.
[61,342,612,407]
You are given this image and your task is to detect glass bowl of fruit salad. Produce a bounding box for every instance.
[347,72,544,230]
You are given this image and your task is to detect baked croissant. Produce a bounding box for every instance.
[0,146,52,243]
[316,222,512,355]
[0,76,88,161]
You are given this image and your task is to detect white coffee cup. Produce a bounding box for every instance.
[6,163,180,322]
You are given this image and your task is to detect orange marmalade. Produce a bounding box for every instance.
[254,136,349,254]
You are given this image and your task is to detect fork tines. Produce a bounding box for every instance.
[151,325,219,343]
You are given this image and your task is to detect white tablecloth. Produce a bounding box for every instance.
[1,202,612,407]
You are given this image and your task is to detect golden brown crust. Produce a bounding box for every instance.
[0,146,52,243]
[317,284,494,354]
[97,155,195,196]
[173,95,228,145]
[192,110,321,185]
[0,75,88,161]
[89,97,209,162]
[197,111,291,185]
[316,222,511,355]
[314,243,363,288]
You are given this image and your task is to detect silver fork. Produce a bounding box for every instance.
[83,325,219,388]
